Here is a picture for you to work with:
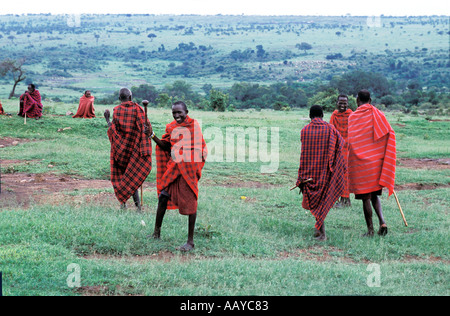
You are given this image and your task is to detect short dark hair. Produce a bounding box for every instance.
[310,105,323,118]
[357,89,371,103]
[338,94,348,100]
[28,84,36,90]
[172,100,188,111]
[119,87,132,101]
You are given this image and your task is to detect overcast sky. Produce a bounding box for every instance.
[1,0,448,16]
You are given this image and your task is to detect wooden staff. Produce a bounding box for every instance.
[393,190,408,227]
[24,112,27,125]
[290,178,313,191]
[140,100,150,208]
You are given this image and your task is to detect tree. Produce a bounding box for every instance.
[209,89,228,112]
[0,58,27,99]
[296,42,312,54]
[147,33,157,41]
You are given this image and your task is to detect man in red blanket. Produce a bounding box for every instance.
[73,90,96,118]
[0,100,5,115]
[330,94,353,207]
[348,90,396,237]
[104,88,152,211]
[151,101,207,251]
[297,105,346,241]
[18,84,43,119]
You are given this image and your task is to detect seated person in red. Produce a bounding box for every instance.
[73,90,96,118]
[18,84,43,119]
[150,101,207,251]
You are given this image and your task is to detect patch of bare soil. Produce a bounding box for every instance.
[397,158,450,170]
[0,137,35,148]
[82,250,200,263]
[0,172,114,208]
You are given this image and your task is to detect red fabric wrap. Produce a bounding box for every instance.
[297,118,346,230]
[19,90,43,118]
[107,101,152,204]
[330,108,353,198]
[156,116,207,215]
[348,104,396,196]
[73,95,96,118]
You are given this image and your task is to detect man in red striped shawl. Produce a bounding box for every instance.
[330,94,353,207]
[104,88,152,211]
[18,84,43,119]
[297,105,346,241]
[150,101,207,251]
[348,90,396,237]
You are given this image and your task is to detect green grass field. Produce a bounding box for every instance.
[0,98,449,296]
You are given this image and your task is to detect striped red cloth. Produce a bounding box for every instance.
[0,101,4,115]
[297,118,346,230]
[330,108,353,198]
[73,95,96,118]
[19,90,43,118]
[107,101,152,204]
[156,115,207,214]
[348,104,396,196]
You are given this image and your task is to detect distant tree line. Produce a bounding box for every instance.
[97,69,449,114]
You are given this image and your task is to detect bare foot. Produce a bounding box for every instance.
[178,242,195,252]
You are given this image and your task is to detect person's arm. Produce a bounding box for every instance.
[104,109,112,127]
[151,133,171,152]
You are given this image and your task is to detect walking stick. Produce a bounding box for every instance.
[393,190,408,227]
[24,112,27,125]
[290,178,313,191]
[140,100,150,208]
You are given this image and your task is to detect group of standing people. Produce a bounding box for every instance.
[3,83,396,250]
[105,87,396,250]
[298,89,396,240]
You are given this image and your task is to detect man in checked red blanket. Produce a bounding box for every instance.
[297,105,346,241]
[104,88,152,211]
[348,90,396,237]
[150,101,207,251]
[330,94,353,208]
[18,84,43,119]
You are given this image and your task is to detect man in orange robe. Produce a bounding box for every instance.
[151,101,207,251]
[348,90,396,237]
[329,94,353,207]
[73,90,96,118]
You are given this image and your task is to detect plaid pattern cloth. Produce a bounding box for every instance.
[156,116,207,211]
[330,109,353,198]
[107,101,152,204]
[19,90,43,118]
[297,118,346,230]
[348,104,396,196]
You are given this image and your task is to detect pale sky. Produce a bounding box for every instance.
[1,0,448,16]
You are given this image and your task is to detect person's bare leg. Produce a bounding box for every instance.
[179,213,196,251]
[152,194,169,239]
[362,199,374,237]
[315,222,327,241]
[132,190,141,212]
[371,195,388,236]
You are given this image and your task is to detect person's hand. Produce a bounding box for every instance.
[104,109,110,121]
[144,123,153,138]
